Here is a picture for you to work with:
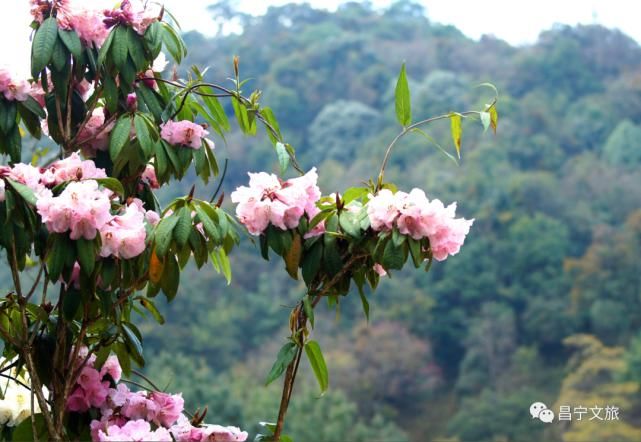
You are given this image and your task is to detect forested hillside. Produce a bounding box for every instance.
[54,2,641,441]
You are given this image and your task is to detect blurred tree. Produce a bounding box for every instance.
[602,120,641,168]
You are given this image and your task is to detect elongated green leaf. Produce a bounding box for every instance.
[261,106,282,144]
[21,95,46,119]
[140,298,165,324]
[111,26,129,69]
[122,322,144,366]
[489,106,498,134]
[301,241,322,286]
[200,88,230,131]
[275,142,289,175]
[394,63,411,127]
[408,237,422,268]
[63,289,81,320]
[31,17,58,77]
[126,27,147,72]
[160,254,179,301]
[58,29,82,59]
[0,101,16,134]
[382,239,405,270]
[154,215,179,257]
[6,179,37,206]
[97,28,116,65]
[173,206,192,247]
[450,113,462,159]
[76,238,95,275]
[109,116,132,160]
[305,340,329,394]
[46,235,66,281]
[134,114,153,158]
[265,342,297,386]
[194,206,221,242]
[216,248,232,284]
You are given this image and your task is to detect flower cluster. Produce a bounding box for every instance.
[30,0,160,48]
[56,0,110,48]
[160,120,209,149]
[99,199,148,259]
[0,153,156,260]
[0,358,48,428]
[0,68,31,102]
[37,180,113,240]
[66,350,247,442]
[231,168,323,236]
[367,188,473,261]
[103,0,161,35]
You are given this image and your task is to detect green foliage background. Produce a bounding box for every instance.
[11,2,641,441]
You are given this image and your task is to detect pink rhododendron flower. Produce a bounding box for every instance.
[141,164,160,189]
[0,68,31,102]
[36,180,113,240]
[7,163,52,198]
[48,153,107,185]
[104,0,161,35]
[169,414,248,442]
[99,199,148,259]
[373,263,387,277]
[77,109,114,156]
[160,120,209,149]
[67,386,92,413]
[367,188,473,261]
[55,0,109,47]
[149,392,184,428]
[97,419,172,442]
[100,356,122,383]
[231,168,322,235]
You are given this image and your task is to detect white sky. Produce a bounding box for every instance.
[2,0,640,76]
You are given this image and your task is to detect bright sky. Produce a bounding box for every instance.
[3,0,640,75]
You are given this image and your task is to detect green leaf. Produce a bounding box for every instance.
[21,95,46,119]
[200,88,230,131]
[489,105,498,134]
[450,113,462,159]
[275,142,289,175]
[480,111,491,133]
[51,37,68,72]
[154,215,179,257]
[394,63,411,127]
[126,27,147,72]
[7,179,37,205]
[109,116,132,161]
[12,414,48,441]
[301,241,322,286]
[160,254,179,301]
[339,211,361,238]
[58,29,82,59]
[265,342,297,386]
[76,238,95,275]
[173,206,192,248]
[31,17,58,77]
[0,101,16,134]
[261,106,282,144]
[98,28,116,66]
[140,298,165,324]
[195,206,221,243]
[95,178,125,198]
[358,289,370,322]
[111,26,129,69]
[134,114,153,158]
[214,248,232,284]
[63,289,81,320]
[342,187,368,205]
[122,322,144,366]
[305,340,329,394]
[408,237,422,268]
[382,239,405,270]
[47,235,67,281]
[114,342,132,376]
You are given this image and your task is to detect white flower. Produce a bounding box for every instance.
[0,358,49,427]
